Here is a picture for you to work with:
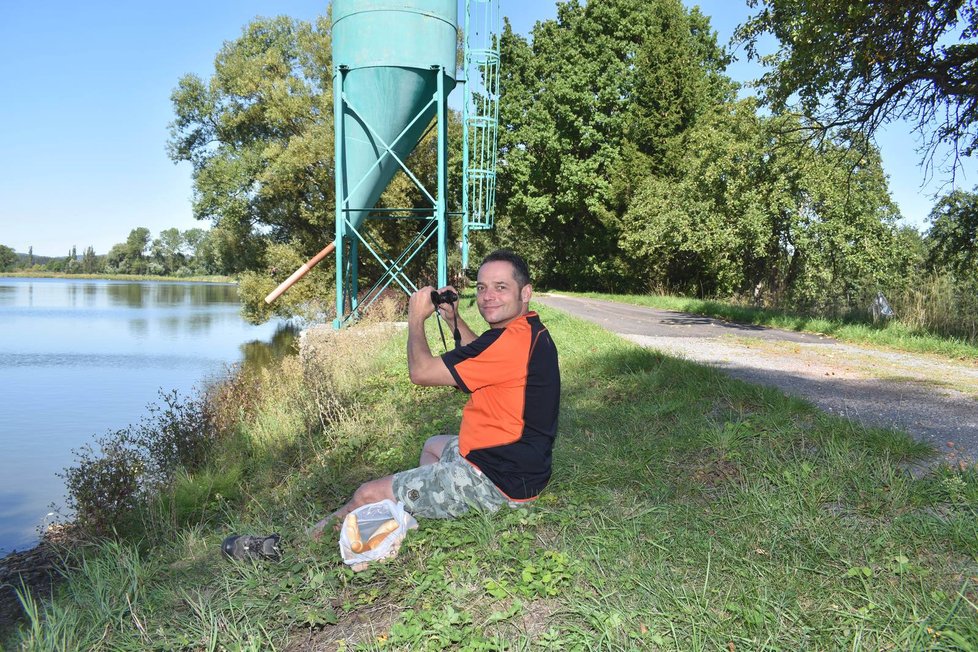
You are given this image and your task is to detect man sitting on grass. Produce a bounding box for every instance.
[311,250,560,536]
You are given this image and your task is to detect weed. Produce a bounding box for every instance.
[388,605,503,650]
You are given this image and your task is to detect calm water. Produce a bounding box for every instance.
[0,278,293,555]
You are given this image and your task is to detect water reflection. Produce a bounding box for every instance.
[83,283,98,307]
[108,282,148,308]
[152,283,188,306]
[64,282,101,307]
[189,284,237,305]
[128,318,149,337]
[240,324,300,373]
[101,282,240,308]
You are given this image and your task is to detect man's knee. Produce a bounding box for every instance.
[352,476,394,506]
[420,434,453,465]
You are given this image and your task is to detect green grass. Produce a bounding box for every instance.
[571,291,978,361]
[5,304,978,650]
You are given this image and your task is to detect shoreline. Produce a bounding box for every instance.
[0,525,72,630]
[0,272,234,283]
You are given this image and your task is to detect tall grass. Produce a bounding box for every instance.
[889,272,978,344]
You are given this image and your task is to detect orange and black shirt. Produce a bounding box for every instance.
[442,311,560,500]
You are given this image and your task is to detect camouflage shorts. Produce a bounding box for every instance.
[392,437,514,518]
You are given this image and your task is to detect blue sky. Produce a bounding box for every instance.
[0,1,973,257]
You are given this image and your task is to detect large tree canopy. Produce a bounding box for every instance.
[620,100,907,311]
[0,244,16,272]
[168,15,334,276]
[735,0,978,173]
[494,0,733,289]
[162,0,952,325]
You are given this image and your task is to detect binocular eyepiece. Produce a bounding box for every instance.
[430,289,458,306]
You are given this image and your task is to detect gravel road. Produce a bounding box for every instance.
[536,294,978,467]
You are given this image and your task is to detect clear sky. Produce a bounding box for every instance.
[0,1,973,257]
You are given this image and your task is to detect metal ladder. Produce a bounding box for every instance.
[461,0,501,270]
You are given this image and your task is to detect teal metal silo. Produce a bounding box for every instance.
[331,0,458,327]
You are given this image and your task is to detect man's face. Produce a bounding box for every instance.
[476,260,531,329]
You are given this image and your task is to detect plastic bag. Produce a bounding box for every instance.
[339,499,417,570]
[870,291,895,322]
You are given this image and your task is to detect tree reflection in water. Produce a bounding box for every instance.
[105,282,239,308]
[239,323,300,373]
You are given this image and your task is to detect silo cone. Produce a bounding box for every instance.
[332,0,458,235]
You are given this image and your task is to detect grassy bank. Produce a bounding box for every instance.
[574,291,978,361]
[5,301,978,650]
[0,272,233,283]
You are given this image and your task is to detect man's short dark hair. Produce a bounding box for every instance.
[480,250,531,287]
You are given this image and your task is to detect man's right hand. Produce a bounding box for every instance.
[408,286,437,323]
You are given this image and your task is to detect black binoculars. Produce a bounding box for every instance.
[430,289,458,306]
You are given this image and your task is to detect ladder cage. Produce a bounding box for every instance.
[462,0,501,234]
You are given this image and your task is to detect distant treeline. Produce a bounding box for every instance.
[0,226,233,277]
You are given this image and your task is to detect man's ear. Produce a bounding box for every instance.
[521,284,532,304]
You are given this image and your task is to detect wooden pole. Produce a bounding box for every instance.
[263,241,336,304]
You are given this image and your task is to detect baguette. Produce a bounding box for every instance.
[363,519,399,551]
[344,514,363,553]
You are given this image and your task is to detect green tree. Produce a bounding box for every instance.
[64,245,79,274]
[125,228,150,274]
[926,187,978,280]
[735,0,978,171]
[104,244,128,274]
[620,100,908,312]
[167,15,335,277]
[184,228,222,275]
[81,246,100,274]
[0,244,17,271]
[495,0,732,289]
[181,228,213,275]
[182,228,206,256]
[106,228,151,274]
[151,228,185,275]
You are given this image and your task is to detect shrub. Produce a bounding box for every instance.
[60,440,145,535]
[59,390,217,537]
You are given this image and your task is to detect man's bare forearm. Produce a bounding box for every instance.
[407,316,432,379]
[406,287,458,386]
[407,315,455,386]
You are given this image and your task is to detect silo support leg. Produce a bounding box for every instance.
[436,67,448,289]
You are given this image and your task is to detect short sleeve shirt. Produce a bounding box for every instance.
[441,312,560,499]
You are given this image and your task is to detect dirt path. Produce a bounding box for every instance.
[536,294,978,466]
